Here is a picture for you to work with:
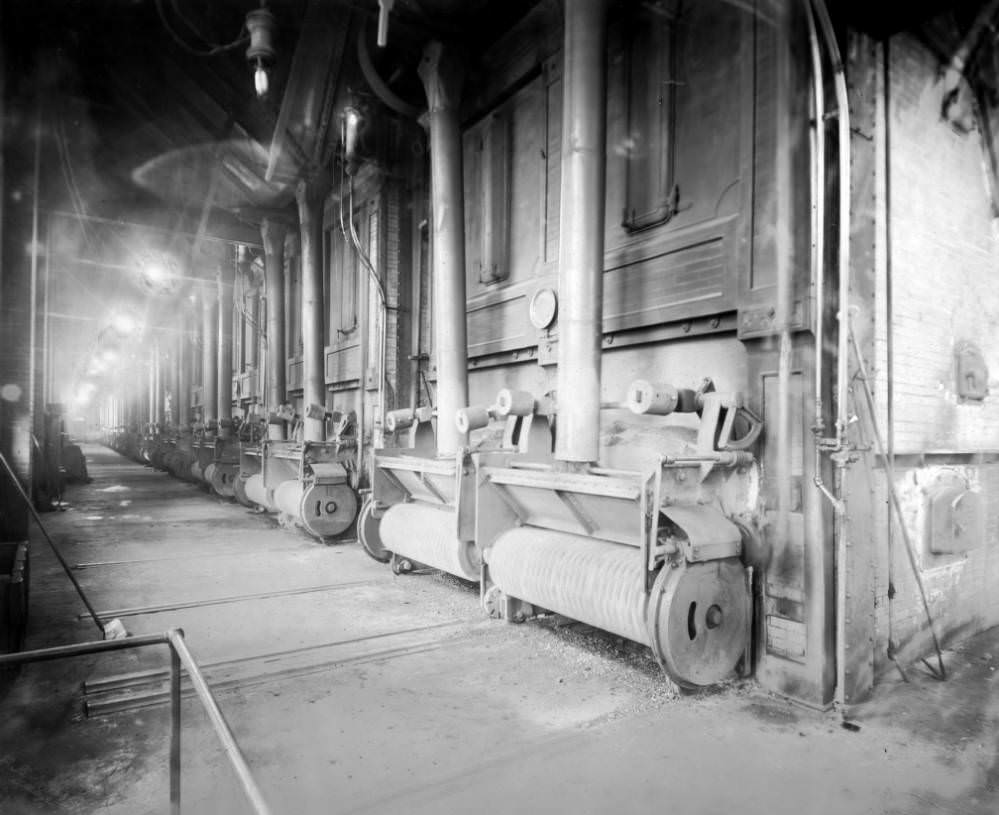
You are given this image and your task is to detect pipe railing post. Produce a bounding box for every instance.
[555,0,609,466]
[0,631,272,815]
[296,180,327,443]
[418,41,469,457]
[262,217,288,440]
[170,646,182,815]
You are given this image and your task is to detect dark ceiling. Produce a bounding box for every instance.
[0,0,538,405]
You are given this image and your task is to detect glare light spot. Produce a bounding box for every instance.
[111,313,138,335]
[1,384,23,402]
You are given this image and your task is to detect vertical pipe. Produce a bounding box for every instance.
[29,105,41,475]
[202,284,219,426]
[154,338,163,426]
[148,343,156,426]
[177,313,190,427]
[774,1,794,686]
[418,41,469,456]
[555,0,608,465]
[169,647,181,815]
[262,218,287,432]
[296,180,326,442]
[43,219,51,408]
[356,188,369,467]
[218,253,234,438]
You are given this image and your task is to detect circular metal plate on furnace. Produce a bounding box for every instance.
[647,559,749,689]
[528,287,558,330]
[211,464,238,498]
[300,482,358,540]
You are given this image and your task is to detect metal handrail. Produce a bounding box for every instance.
[0,629,273,815]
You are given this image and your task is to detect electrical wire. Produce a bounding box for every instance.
[154,0,249,57]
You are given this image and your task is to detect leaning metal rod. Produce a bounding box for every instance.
[167,630,273,815]
[0,450,106,636]
[849,330,947,680]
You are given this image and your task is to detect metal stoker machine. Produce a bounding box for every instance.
[475,379,762,689]
[363,392,554,578]
[189,424,216,488]
[243,412,359,542]
[163,427,195,481]
[233,415,266,508]
[201,421,240,499]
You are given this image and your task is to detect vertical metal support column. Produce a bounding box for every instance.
[418,42,468,456]
[154,338,163,427]
[169,646,181,815]
[555,0,608,465]
[202,284,219,426]
[218,252,234,439]
[296,181,326,443]
[262,218,287,437]
[148,345,156,426]
[177,314,191,427]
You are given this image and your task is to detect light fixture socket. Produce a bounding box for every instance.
[246,7,276,96]
[245,8,276,66]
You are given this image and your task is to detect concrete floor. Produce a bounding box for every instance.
[1,444,997,814]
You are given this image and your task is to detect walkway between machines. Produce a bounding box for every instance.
[1,443,996,814]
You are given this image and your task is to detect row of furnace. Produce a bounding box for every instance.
[108,376,763,689]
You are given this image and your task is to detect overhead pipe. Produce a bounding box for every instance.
[555,0,609,465]
[943,0,999,102]
[296,179,326,443]
[418,41,469,456]
[261,217,288,439]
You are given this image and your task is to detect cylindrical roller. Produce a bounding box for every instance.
[380,503,480,581]
[488,528,748,687]
[190,461,204,483]
[244,472,271,509]
[489,529,649,644]
[626,380,679,416]
[386,408,415,433]
[455,406,490,434]
[203,462,217,487]
[495,389,534,417]
[274,478,305,517]
[234,473,254,507]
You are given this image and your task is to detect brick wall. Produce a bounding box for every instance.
[884,34,999,454]
[871,33,999,676]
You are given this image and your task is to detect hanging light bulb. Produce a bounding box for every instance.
[245,6,276,99]
[253,58,269,97]
[343,106,363,166]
